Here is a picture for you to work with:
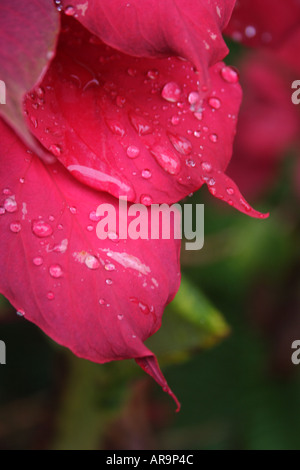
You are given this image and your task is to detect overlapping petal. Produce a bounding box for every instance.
[24,18,265,218]
[60,0,236,85]
[0,119,181,408]
[0,0,60,162]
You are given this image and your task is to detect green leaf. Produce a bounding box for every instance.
[146,275,230,365]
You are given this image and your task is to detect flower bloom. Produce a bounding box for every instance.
[0,0,266,408]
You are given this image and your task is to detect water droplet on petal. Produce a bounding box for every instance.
[4,196,17,213]
[129,113,153,136]
[16,309,25,317]
[188,91,200,105]
[105,263,116,272]
[171,115,180,126]
[0,207,5,215]
[106,278,113,285]
[161,82,181,103]
[147,69,159,80]
[47,292,55,300]
[201,162,212,172]
[64,5,76,16]
[208,97,222,110]
[168,133,192,155]
[220,66,239,84]
[10,222,21,233]
[99,298,105,305]
[32,220,53,238]
[140,194,153,206]
[209,133,218,143]
[141,169,152,179]
[150,145,181,175]
[85,255,100,270]
[117,314,124,320]
[49,264,63,278]
[49,144,62,156]
[126,145,140,158]
[89,211,101,222]
[226,187,235,195]
[33,257,44,266]
[105,119,126,137]
[69,206,77,214]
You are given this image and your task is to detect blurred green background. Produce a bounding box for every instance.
[1,41,300,450]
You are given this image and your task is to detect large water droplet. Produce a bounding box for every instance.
[85,255,100,270]
[150,145,181,175]
[4,196,17,213]
[126,145,140,158]
[105,119,126,137]
[129,113,153,136]
[64,5,76,16]
[208,97,222,110]
[49,264,63,278]
[49,144,62,156]
[10,222,21,233]
[168,133,192,155]
[161,82,181,102]
[220,66,239,84]
[32,220,53,238]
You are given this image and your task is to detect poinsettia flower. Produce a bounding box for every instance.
[225,0,300,49]
[0,0,267,408]
[0,118,181,408]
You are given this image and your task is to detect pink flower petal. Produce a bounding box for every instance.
[0,119,181,409]
[60,0,235,84]
[0,0,60,163]
[25,18,265,217]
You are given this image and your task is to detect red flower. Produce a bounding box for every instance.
[225,0,300,49]
[227,7,300,199]
[0,0,266,408]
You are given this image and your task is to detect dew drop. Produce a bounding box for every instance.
[226,187,235,195]
[32,220,53,238]
[208,97,222,110]
[168,133,192,155]
[69,206,77,215]
[147,69,159,80]
[89,211,101,222]
[188,91,201,105]
[99,299,105,305]
[140,194,153,206]
[106,278,113,285]
[4,196,17,213]
[209,133,218,143]
[47,292,55,300]
[64,5,76,16]
[141,169,152,179]
[33,257,44,266]
[16,309,25,317]
[105,119,125,137]
[129,113,153,136]
[126,145,140,158]
[150,145,181,175]
[201,162,212,172]
[49,264,63,278]
[10,222,21,233]
[105,263,116,272]
[49,144,62,156]
[171,115,180,126]
[220,66,239,84]
[0,207,5,215]
[161,82,181,103]
[85,255,100,270]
